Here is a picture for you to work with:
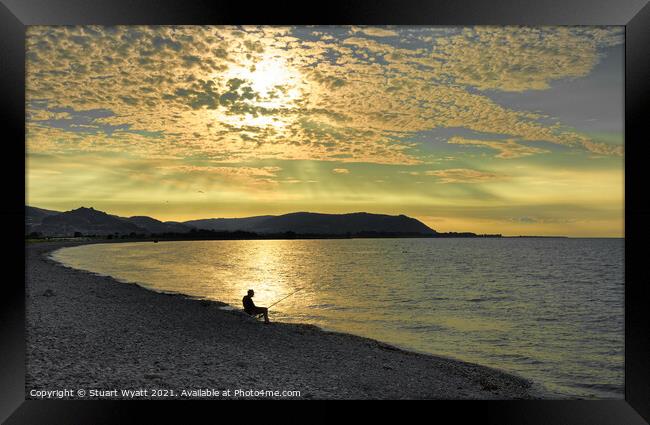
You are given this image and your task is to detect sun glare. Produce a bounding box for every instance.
[226,53,302,106]
[209,53,303,129]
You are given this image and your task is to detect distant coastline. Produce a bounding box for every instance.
[503,235,569,239]
[26,229,505,242]
[26,205,504,239]
[26,205,582,240]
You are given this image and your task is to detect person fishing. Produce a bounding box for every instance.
[242,289,270,324]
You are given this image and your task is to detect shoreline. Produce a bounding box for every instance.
[27,240,539,399]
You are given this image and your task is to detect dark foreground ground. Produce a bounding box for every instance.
[26,241,536,400]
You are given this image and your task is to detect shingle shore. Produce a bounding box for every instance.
[26,241,535,400]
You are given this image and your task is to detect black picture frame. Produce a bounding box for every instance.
[1,0,648,423]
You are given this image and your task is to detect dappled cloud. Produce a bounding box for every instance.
[425,168,502,183]
[27,25,623,165]
[447,136,548,159]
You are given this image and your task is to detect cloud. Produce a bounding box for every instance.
[425,168,502,183]
[332,168,350,174]
[447,136,548,159]
[25,25,623,167]
[431,26,624,92]
[158,165,282,188]
[351,26,399,37]
[507,216,577,224]
[161,165,281,176]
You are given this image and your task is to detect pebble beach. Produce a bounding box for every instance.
[26,241,535,400]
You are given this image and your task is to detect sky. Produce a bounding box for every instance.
[26,26,624,237]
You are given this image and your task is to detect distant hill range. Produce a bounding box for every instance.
[26,206,497,238]
[27,206,193,237]
[184,212,436,236]
[26,206,60,229]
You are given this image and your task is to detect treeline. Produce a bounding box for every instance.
[435,232,502,238]
[27,228,501,240]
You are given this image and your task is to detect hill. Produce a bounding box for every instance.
[184,216,274,232]
[184,212,437,236]
[26,206,60,231]
[33,207,145,237]
[26,206,440,237]
[125,216,191,234]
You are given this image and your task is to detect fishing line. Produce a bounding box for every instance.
[267,278,340,310]
[267,287,305,309]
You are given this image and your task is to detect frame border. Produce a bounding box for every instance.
[2,0,648,423]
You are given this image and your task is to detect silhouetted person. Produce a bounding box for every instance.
[242,289,270,323]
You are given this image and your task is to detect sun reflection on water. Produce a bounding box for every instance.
[51,238,624,398]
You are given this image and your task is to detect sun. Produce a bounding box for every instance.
[248,56,296,95]
[208,52,303,130]
[224,53,302,109]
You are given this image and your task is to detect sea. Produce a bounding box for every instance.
[51,237,624,398]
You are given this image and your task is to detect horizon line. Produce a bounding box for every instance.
[26,204,627,239]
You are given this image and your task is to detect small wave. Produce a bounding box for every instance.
[572,382,624,396]
[403,323,445,332]
[495,353,543,365]
[535,317,559,322]
[466,296,511,303]
[307,303,337,309]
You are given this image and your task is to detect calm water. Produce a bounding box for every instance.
[51,238,624,398]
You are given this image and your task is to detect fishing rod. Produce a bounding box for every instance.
[266,278,340,310]
[267,287,304,309]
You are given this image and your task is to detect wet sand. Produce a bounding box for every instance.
[26,241,536,399]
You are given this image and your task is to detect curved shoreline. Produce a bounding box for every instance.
[27,240,539,399]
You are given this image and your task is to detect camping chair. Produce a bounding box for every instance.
[243,309,265,321]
